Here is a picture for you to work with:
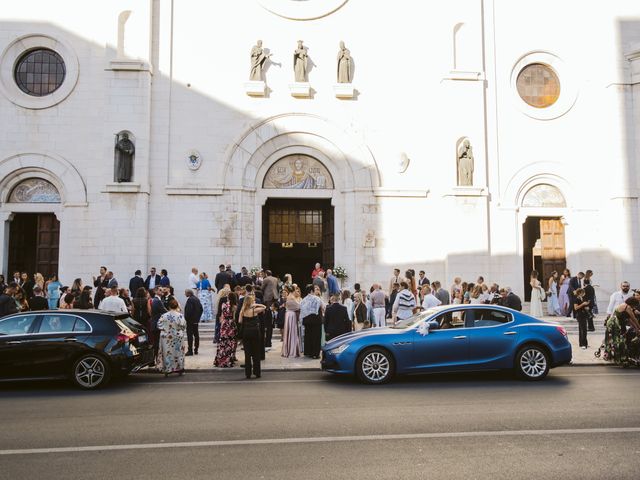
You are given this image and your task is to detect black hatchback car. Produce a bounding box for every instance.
[0,310,154,389]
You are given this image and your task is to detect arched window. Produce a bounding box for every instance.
[8,178,61,203]
[522,184,565,207]
[263,154,334,189]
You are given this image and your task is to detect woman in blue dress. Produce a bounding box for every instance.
[46,273,62,310]
[547,271,562,316]
[196,272,213,322]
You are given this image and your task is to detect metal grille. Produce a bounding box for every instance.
[14,49,66,96]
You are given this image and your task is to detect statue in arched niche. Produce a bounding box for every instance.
[115,132,135,182]
[457,138,474,186]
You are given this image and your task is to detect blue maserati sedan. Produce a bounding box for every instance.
[321,304,572,384]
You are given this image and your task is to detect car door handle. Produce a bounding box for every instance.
[453,336,467,340]
[503,331,517,336]
[64,337,78,342]
[6,340,23,344]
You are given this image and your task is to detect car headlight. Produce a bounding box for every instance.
[329,344,349,355]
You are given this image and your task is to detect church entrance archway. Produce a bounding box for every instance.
[262,198,334,287]
[522,217,566,301]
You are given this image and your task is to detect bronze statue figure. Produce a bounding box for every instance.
[115,132,135,183]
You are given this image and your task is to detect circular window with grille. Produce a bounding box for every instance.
[14,48,66,97]
[516,63,560,108]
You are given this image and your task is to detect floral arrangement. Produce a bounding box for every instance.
[250,266,262,275]
[333,265,348,279]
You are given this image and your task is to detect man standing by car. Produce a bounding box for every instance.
[0,283,18,317]
[370,283,387,328]
[28,286,49,311]
[150,286,168,358]
[129,270,145,297]
[99,286,128,313]
[184,289,203,356]
[500,287,522,311]
[261,270,279,348]
[324,295,351,341]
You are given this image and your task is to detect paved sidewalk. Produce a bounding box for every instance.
[172,313,609,372]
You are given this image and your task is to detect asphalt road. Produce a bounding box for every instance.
[0,366,639,479]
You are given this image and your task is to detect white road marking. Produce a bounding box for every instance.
[2,427,639,456]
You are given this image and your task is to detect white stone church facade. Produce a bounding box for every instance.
[1,0,640,300]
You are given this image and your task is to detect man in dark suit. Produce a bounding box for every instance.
[214,264,230,292]
[261,271,278,348]
[567,272,584,317]
[0,283,18,317]
[418,270,430,287]
[129,270,145,296]
[144,267,162,293]
[159,269,171,287]
[324,295,351,341]
[184,289,203,356]
[28,286,49,311]
[150,286,168,358]
[499,287,522,311]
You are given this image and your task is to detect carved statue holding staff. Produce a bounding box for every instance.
[293,40,308,82]
[249,40,271,81]
[337,41,352,83]
[457,138,474,186]
[115,132,135,183]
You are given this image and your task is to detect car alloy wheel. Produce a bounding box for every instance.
[72,355,109,389]
[357,349,394,384]
[517,346,549,380]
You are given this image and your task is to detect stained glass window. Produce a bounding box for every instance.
[516,63,560,108]
[14,49,66,97]
[522,184,565,208]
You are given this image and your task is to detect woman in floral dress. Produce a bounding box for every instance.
[596,297,640,366]
[157,298,187,376]
[214,292,238,367]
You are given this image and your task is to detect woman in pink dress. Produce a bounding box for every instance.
[281,286,301,358]
[558,268,571,316]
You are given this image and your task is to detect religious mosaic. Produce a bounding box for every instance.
[8,178,61,203]
[263,154,334,189]
[522,184,566,208]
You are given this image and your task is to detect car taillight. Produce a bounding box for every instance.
[556,326,567,337]
[117,332,138,343]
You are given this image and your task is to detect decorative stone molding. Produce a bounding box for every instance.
[0,34,80,110]
[165,186,223,196]
[245,80,267,97]
[0,152,87,206]
[107,59,152,72]
[289,82,311,98]
[443,186,487,197]
[373,188,429,198]
[333,83,355,98]
[510,51,578,121]
[443,70,485,81]
[256,0,349,20]
[102,182,146,194]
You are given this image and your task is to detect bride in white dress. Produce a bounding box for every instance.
[529,270,545,318]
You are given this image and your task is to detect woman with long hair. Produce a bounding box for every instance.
[239,295,266,378]
[34,273,45,291]
[558,268,571,316]
[547,271,562,316]
[529,270,544,318]
[353,291,368,330]
[75,286,94,309]
[405,270,417,301]
[281,285,301,358]
[46,273,62,310]
[131,287,151,332]
[71,278,83,296]
[215,292,238,368]
[214,284,231,344]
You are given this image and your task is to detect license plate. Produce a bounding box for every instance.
[138,335,147,343]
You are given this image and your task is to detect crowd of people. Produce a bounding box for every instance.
[1,262,639,374]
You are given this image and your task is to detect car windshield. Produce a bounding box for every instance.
[390,309,440,329]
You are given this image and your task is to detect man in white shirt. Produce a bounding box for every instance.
[388,268,405,295]
[370,284,387,328]
[188,267,199,290]
[422,288,442,310]
[99,286,128,313]
[606,281,632,314]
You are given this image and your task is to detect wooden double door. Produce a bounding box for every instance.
[8,213,60,277]
[262,199,334,286]
[523,217,566,301]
